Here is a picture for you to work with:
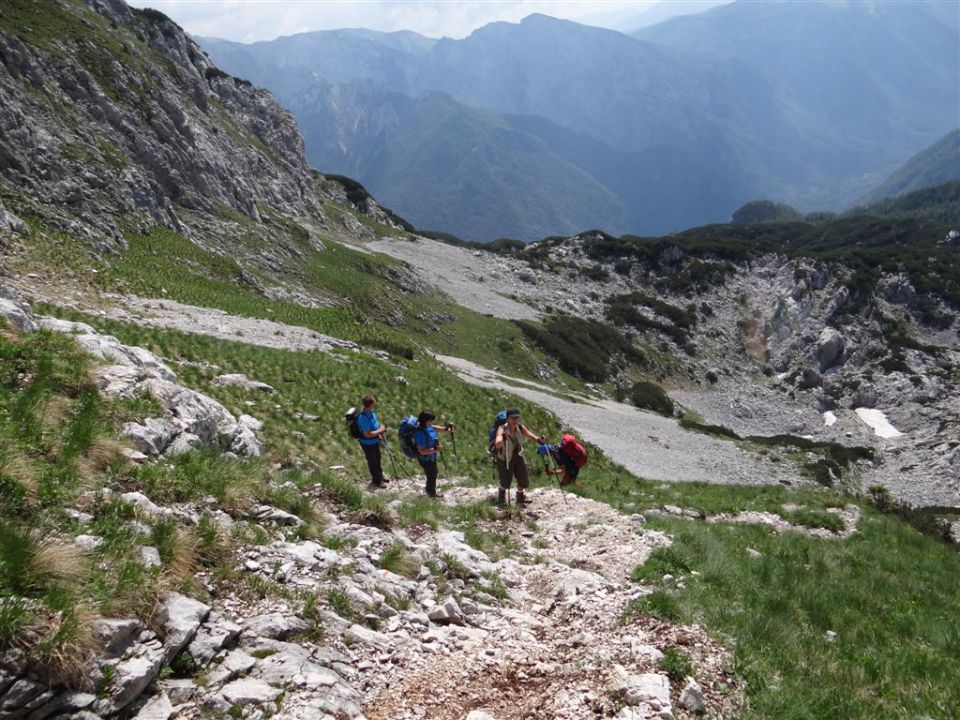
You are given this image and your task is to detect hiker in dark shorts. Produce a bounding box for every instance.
[413,410,454,499]
[548,445,581,486]
[357,394,387,488]
[493,408,546,505]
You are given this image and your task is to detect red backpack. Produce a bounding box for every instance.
[559,434,588,468]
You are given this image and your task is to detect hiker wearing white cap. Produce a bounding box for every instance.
[493,407,546,506]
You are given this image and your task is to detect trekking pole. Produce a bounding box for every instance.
[550,453,570,507]
[438,443,450,480]
[539,445,569,507]
[383,435,402,486]
[446,424,461,476]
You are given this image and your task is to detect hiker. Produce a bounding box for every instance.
[413,411,455,499]
[493,408,546,505]
[357,394,387,488]
[544,434,588,487]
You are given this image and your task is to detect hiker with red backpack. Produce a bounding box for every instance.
[493,407,547,506]
[543,433,589,486]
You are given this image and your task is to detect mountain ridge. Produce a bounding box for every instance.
[202,2,959,241]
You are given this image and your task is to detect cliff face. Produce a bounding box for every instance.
[0,0,339,253]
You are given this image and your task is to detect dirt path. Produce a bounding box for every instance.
[436,354,808,487]
[361,487,743,720]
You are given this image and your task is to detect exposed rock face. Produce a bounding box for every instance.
[0,0,314,244]
[0,0,402,279]
[0,287,262,457]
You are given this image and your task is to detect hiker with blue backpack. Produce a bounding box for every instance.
[353,394,388,488]
[492,408,547,506]
[401,411,454,499]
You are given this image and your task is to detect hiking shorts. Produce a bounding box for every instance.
[496,454,529,490]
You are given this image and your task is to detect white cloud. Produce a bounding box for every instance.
[127,0,666,42]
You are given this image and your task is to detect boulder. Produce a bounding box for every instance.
[618,672,672,711]
[243,613,308,641]
[212,374,275,393]
[796,367,822,390]
[680,677,706,714]
[91,617,143,657]
[93,641,166,715]
[186,613,242,665]
[154,593,211,661]
[0,201,28,235]
[123,418,179,456]
[816,328,845,371]
[0,297,37,334]
[132,691,174,720]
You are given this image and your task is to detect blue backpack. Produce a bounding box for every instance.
[398,415,420,459]
[487,410,509,454]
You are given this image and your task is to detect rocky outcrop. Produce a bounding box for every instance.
[0,287,261,457]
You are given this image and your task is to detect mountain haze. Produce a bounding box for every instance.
[202,2,959,241]
[857,129,960,206]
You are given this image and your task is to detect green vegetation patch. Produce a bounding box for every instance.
[624,515,960,720]
[515,313,642,382]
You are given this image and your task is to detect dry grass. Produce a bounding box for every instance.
[0,451,39,500]
[40,395,74,433]
[84,436,126,472]
[168,528,199,581]
[32,540,88,589]
[30,605,102,688]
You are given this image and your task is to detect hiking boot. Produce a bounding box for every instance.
[427,492,444,501]
[496,488,507,506]
[516,491,531,506]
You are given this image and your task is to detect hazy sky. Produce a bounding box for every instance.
[126,0,722,42]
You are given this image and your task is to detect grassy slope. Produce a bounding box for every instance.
[8,219,572,384]
[3,310,958,716]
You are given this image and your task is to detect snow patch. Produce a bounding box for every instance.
[854,408,903,439]
[823,411,837,427]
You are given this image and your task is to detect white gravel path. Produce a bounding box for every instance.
[436,355,808,487]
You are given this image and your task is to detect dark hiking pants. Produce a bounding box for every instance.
[362,443,385,486]
[496,453,529,490]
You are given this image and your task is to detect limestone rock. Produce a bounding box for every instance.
[132,691,175,720]
[618,672,672,711]
[427,597,467,626]
[155,593,211,661]
[187,614,242,665]
[0,297,37,334]
[219,678,281,705]
[243,613,308,640]
[213,374,275,393]
[680,677,706,714]
[816,328,845,371]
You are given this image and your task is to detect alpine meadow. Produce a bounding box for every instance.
[0,1,958,720]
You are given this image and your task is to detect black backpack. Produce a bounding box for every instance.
[345,407,363,439]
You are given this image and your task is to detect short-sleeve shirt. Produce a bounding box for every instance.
[413,425,438,463]
[357,409,380,446]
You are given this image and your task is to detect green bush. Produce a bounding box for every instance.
[515,314,639,382]
[629,381,674,416]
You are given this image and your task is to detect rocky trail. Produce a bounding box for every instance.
[175,479,749,720]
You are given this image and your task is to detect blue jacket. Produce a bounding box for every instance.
[357,410,380,446]
[413,426,438,463]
